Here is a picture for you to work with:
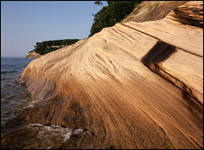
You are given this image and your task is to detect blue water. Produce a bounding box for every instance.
[1,57,78,149]
[1,57,34,125]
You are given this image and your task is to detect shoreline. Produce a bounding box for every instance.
[2,1,203,149]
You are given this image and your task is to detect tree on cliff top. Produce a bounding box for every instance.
[89,1,141,37]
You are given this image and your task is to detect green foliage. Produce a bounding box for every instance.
[94,0,103,5]
[89,1,142,37]
[33,39,79,55]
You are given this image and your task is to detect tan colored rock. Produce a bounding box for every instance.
[26,51,41,58]
[122,1,203,104]
[18,1,203,149]
[172,1,203,27]
[122,1,188,22]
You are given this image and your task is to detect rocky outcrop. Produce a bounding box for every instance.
[122,1,188,22]
[18,1,203,149]
[26,51,41,58]
[173,1,203,27]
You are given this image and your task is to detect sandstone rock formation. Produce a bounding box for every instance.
[26,51,41,58]
[18,1,203,149]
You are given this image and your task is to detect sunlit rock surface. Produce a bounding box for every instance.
[18,1,203,149]
[26,51,41,58]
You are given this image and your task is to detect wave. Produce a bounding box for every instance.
[1,70,18,74]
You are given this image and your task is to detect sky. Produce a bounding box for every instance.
[1,1,107,57]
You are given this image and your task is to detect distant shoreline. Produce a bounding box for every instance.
[1,56,33,58]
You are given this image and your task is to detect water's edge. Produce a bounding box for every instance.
[1,57,89,149]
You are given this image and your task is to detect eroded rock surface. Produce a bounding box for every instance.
[9,1,203,149]
[26,51,41,58]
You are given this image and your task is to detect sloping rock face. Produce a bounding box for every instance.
[26,51,41,58]
[122,1,188,22]
[19,1,203,149]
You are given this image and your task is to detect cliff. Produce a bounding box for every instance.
[26,39,79,56]
[18,1,203,149]
[26,51,41,58]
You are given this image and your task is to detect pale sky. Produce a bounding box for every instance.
[1,1,106,57]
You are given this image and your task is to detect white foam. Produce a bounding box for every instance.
[28,123,73,141]
[63,131,72,141]
[73,128,84,135]
[29,123,44,127]
[23,98,44,108]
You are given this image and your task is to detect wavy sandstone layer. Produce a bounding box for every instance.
[19,1,203,149]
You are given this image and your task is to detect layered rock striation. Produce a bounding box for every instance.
[19,1,203,149]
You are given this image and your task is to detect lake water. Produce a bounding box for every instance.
[1,57,86,149]
[1,57,34,126]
